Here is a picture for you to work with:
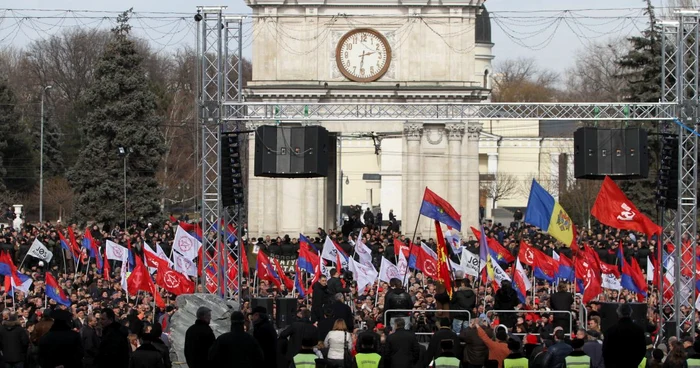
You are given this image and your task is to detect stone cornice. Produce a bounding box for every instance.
[244,0,486,7]
[245,85,490,100]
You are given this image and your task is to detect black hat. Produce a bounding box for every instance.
[507,338,521,352]
[251,306,267,315]
[231,311,245,323]
[571,338,585,350]
[51,309,72,322]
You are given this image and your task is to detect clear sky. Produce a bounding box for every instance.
[5,0,671,73]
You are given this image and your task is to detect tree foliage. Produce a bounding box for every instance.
[68,10,166,224]
[0,79,35,194]
[492,57,559,102]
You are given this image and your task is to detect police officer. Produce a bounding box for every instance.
[291,338,320,368]
[433,340,461,368]
[564,339,591,368]
[687,340,700,368]
[354,335,383,368]
[503,338,528,368]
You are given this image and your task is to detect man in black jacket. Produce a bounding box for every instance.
[184,307,216,368]
[279,309,319,365]
[311,276,331,322]
[331,293,354,332]
[384,278,412,330]
[461,317,492,368]
[451,279,476,334]
[384,318,420,368]
[38,309,83,368]
[80,316,100,368]
[425,318,461,366]
[0,314,29,368]
[328,269,351,296]
[494,280,519,329]
[252,306,278,368]
[96,308,130,368]
[602,303,646,368]
[209,311,264,368]
[549,283,574,333]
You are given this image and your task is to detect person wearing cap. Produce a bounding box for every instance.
[503,338,528,368]
[474,319,509,368]
[602,304,646,368]
[542,328,572,368]
[184,306,216,368]
[687,340,700,368]
[129,327,166,368]
[354,334,383,368]
[431,339,461,368]
[426,317,461,367]
[279,309,319,367]
[38,309,83,368]
[251,306,278,368]
[208,311,264,368]
[564,338,590,368]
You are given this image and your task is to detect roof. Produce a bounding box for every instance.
[475,5,492,44]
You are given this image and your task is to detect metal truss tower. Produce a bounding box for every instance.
[196,6,244,302]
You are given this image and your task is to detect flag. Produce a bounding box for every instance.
[349,258,378,295]
[155,263,194,295]
[58,231,79,261]
[434,220,453,297]
[378,257,402,283]
[591,176,662,237]
[647,256,655,283]
[144,242,172,269]
[478,226,489,284]
[256,252,282,289]
[67,227,80,256]
[173,226,202,261]
[574,257,602,303]
[518,241,558,282]
[320,237,348,269]
[82,228,103,272]
[299,234,319,252]
[470,227,515,266]
[294,263,306,298]
[513,259,531,304]
[103,247,111,281]
[27,238,53,262]
[156,244,171,266]
[105,241,129,262]
[460,249,482,278]
[601,273,622,290]
[619,247,647,298]
[415,243,439,279]
[393,239,410,258]
[420,187,462,231]
[335,252,343,273]
[126,238,136,272]
[524,179,577,247]
[298,243,320,275]
[273,258,294,290]
[354,229,373,266]
[486,252,511,291]
[240,241,250,277]
[0,253,21,285]
[553,251,574,281]
[45,272,70,307]
[445,229,463,255]
[128,256,165,308]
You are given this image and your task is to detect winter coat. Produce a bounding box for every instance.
[151,338,172,368]
[96,321,131,368]
[38,320,84,368]
[582,340,604,368]
[311,283,332,321]
[383,328,420,368]
[253,315,278,368]
[279,318,319,360]
[129,342,165,368]
[544,341,573,368]
[493,284,519,328]
[384,288,412,320]
[425,328,461,366]
[461,326,492,366]
[602,317,646,368]
[331,301,355,332]
[184,319,216,368]
[209,325,264,368]
[80,325,101,368]
[328,277,351,296]
[451,288,476,320]
[0,319,29,363]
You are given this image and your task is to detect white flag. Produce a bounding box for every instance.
[173,250,197,277]
[398,251,410,285]
[488,255,511,285]
[354,229,373,266]
[28,239,53,262]
[460,249,482,278]
[450,258,466,275]
[379,257,403,284]
[321,236,348,269]
[173,226,201,261]
[120,261,129,296]
[647,256,654,282]
[105,240,128,262]
[156,244,172,266]
[349,258,378,295]
[695,293,700,312]
[12,273,33,294]
[601,273,622,291]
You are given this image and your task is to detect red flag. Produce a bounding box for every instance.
[434,220,453,298]
[144,249,170,270]
[471,228,515,264]
[103,247,111,281]
[205,268,218,294]
[240,242,249,277]
[226,253,239,290]
[127,256,165,308]
[416,246,438,279]
[393,239,410,257]
[155,263,194,295]
[256,252,282,289]
[629,257,648,302]
[67,227,80,256]
[273,258,294,290]
[335,252,343,273]
[517,241,536,267]
[575,257,602,304]
[591,176,662,237]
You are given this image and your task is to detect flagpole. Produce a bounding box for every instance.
[61,249,67,276]
[17,252,30,271]
[403,201,424,288]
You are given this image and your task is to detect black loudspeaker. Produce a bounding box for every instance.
[574,127,648,179]
[254,125,329,178]
[276,298,298,329]
[598,302,648,334]
[251,298,274,316]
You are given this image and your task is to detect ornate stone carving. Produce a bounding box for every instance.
[403,123,423,141]
[445,123,466,141]
[467,122,483,139]
[424,126,444,145]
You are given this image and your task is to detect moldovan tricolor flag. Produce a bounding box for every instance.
[524,179,576,247]
[592,176,662,237]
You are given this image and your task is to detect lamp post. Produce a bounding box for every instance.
[39,85,52,224]
[118,146,132,230]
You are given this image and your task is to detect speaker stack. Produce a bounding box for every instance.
[598,302,648,334]
[254,125,329,178]
[276,298,298,329]
[574,127,649,179]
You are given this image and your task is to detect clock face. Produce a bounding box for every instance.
[336,29,391,83]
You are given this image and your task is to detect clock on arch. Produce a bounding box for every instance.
[335,28,392,83]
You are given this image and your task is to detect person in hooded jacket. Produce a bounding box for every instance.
[96,307,131,368]
[148,323,171,368]
[209,311,264,368]
[384,278,413,330]
[251,306,278,368]
[279,309,319,366]
[494,280,519,329]
[129,331,165,368]
[0,313,29,368]
[38,309,83,368]
[451,278,476,334]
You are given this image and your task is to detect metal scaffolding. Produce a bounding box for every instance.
[197,6,699,336]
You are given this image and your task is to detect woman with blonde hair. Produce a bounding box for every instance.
[323,319,353,368]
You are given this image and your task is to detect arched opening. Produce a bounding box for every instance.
[483,69,490,88]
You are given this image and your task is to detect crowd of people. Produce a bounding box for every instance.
[0,203,692,368]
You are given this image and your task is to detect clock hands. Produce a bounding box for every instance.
[359,51,376,72]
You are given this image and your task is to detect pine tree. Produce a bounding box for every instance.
[0,79,36,194]
[615,0,661,218]
[68,10,166,224]
[32,109,65,178]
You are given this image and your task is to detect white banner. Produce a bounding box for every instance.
[488,255,511,285]
[173,226,201,261]
[460,249,482,278]
[321,236,348,269]
[647,256,654,282]
[173,250,197,277]
[601,273,622,291]
[349,258,378,295]
[105,240,129,262]
[379,257,402,284]
[28,239,53,262]
[354,229,373,267]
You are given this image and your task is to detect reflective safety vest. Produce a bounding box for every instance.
[293,353,317,368]
[565,354,591,368]
[434,356,461,368]
[639,357,647,368]
[504,357,529,368]
[687,358,700,368]
[355,353,381,368]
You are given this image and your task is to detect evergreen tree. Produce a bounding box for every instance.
[32,108,65,178]
[68,10,166,224]
[0,79,36,194]
[615,0,661,218]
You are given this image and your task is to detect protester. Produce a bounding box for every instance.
[279,309,319,366]
[0,313,29,368]
[208,311,264,368]
[96,308,131,368]
[354,334,383,368]
[80,315,100,368]
[602,304,646,368]
[38,309,83,368]
[251,306,278,368]
[324,319,353,368]
[384,317,420,368]
[184,307,216,368]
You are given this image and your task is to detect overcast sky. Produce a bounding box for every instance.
[8,0,673,73]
